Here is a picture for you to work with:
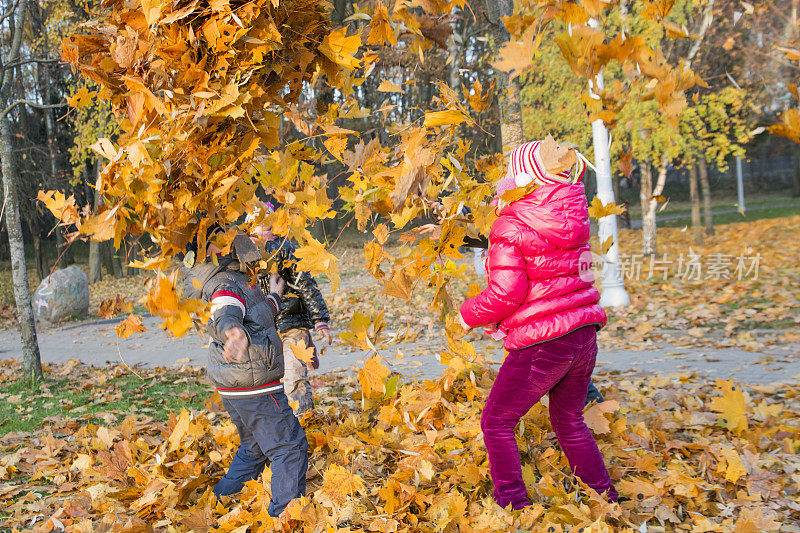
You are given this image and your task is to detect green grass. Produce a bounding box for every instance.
[625,191,800,220]
[656,203,800,228]
[0,369,212,435]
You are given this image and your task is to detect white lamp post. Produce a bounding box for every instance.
[736,155,746,213]
[587,18,630,307]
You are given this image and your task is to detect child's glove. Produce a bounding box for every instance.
[315,322,333,345]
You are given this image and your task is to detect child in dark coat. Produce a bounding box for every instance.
[180,230,308,517]
[247,201,332,416]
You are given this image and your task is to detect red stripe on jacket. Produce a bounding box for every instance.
[217,380,281,391]
[211,290,245,306]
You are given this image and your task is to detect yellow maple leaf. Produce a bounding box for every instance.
[319,27,361,69]
[588,197,627,219]
[294,239,340,291]
[711,444,747,483]
[37,190,80,225]
[320,463,365,506]
[601,235,614,255]
[99,295,133,319]
[583,400,619,434]
[709,379,749,435]
[289,340,315,365]
[492,27,543,79]
[67,86,97,108]
[426,491,468,532]
[424,109,468,128]
[357,355,390,399]
[366,1,397,46]
[114,315,149,339]
[377,79,403,93]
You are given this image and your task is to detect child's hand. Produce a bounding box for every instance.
[269,273,285,296]
[418,223,442,239]
[315,326,333,346]
[222,327,249,362]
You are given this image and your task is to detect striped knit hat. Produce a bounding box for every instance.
[245,200,276,223]
[495,140,586,197]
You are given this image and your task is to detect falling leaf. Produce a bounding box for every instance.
[114,315,148,338]
[538,134,577,175]
[319,27,361,69]
[377,79,403,93]
[588,197,627,219]
[37,190,80,225]
[67,86,96,107]
[423,109,468,128]
[289,340,316,365]
[601,236,614,255]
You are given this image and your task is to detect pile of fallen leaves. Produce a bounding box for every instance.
[2,335,798,532]
[601,215,800,351]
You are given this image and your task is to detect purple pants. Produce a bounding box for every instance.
[480,325,617,508]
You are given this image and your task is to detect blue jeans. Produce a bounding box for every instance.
[214,392,309,517]
[586,381,604,405]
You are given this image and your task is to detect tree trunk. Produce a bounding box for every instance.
[0,115,43,381]
[32,222,46,280]
[639,161,657,256]
[87,163,103,283]
[792,146,800,198]
[689,163,703,245]
[699,158,715,235]
[486,0,524,156]
[105,243,123,278]
[448,12,461,90]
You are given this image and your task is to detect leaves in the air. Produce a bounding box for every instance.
[289,339,316,366]
[588,197,627,219]
[37,191,80,225]
[538,134,577,175]
[98,294,133,318]
[113,314,148,338]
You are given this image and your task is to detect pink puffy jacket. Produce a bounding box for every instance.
[460,182,606,350]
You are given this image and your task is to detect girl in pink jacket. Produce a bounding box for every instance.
[459,139,617,508]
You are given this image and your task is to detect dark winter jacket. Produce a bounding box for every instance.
[181,256,285,398]
[258,238,330,333]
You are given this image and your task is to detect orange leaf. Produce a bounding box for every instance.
[289,339,316,365]
[583,400,619,434]
[114,315,148,339]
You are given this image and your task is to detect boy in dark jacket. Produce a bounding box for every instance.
[180,230,308,517]
[247,201,332,416]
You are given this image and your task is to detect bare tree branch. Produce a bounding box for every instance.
[686,0,715,69]
[1,99,67,119]
[1,0,30,91]
[0,0,21,25]
[3,57,59,70]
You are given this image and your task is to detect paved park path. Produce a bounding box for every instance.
[628,200,800,229]
[1,315,798,385]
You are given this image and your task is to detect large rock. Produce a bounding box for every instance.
[33,266,90,323]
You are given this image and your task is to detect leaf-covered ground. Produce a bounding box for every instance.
[1,347,798,532]
[1,217,798,531]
